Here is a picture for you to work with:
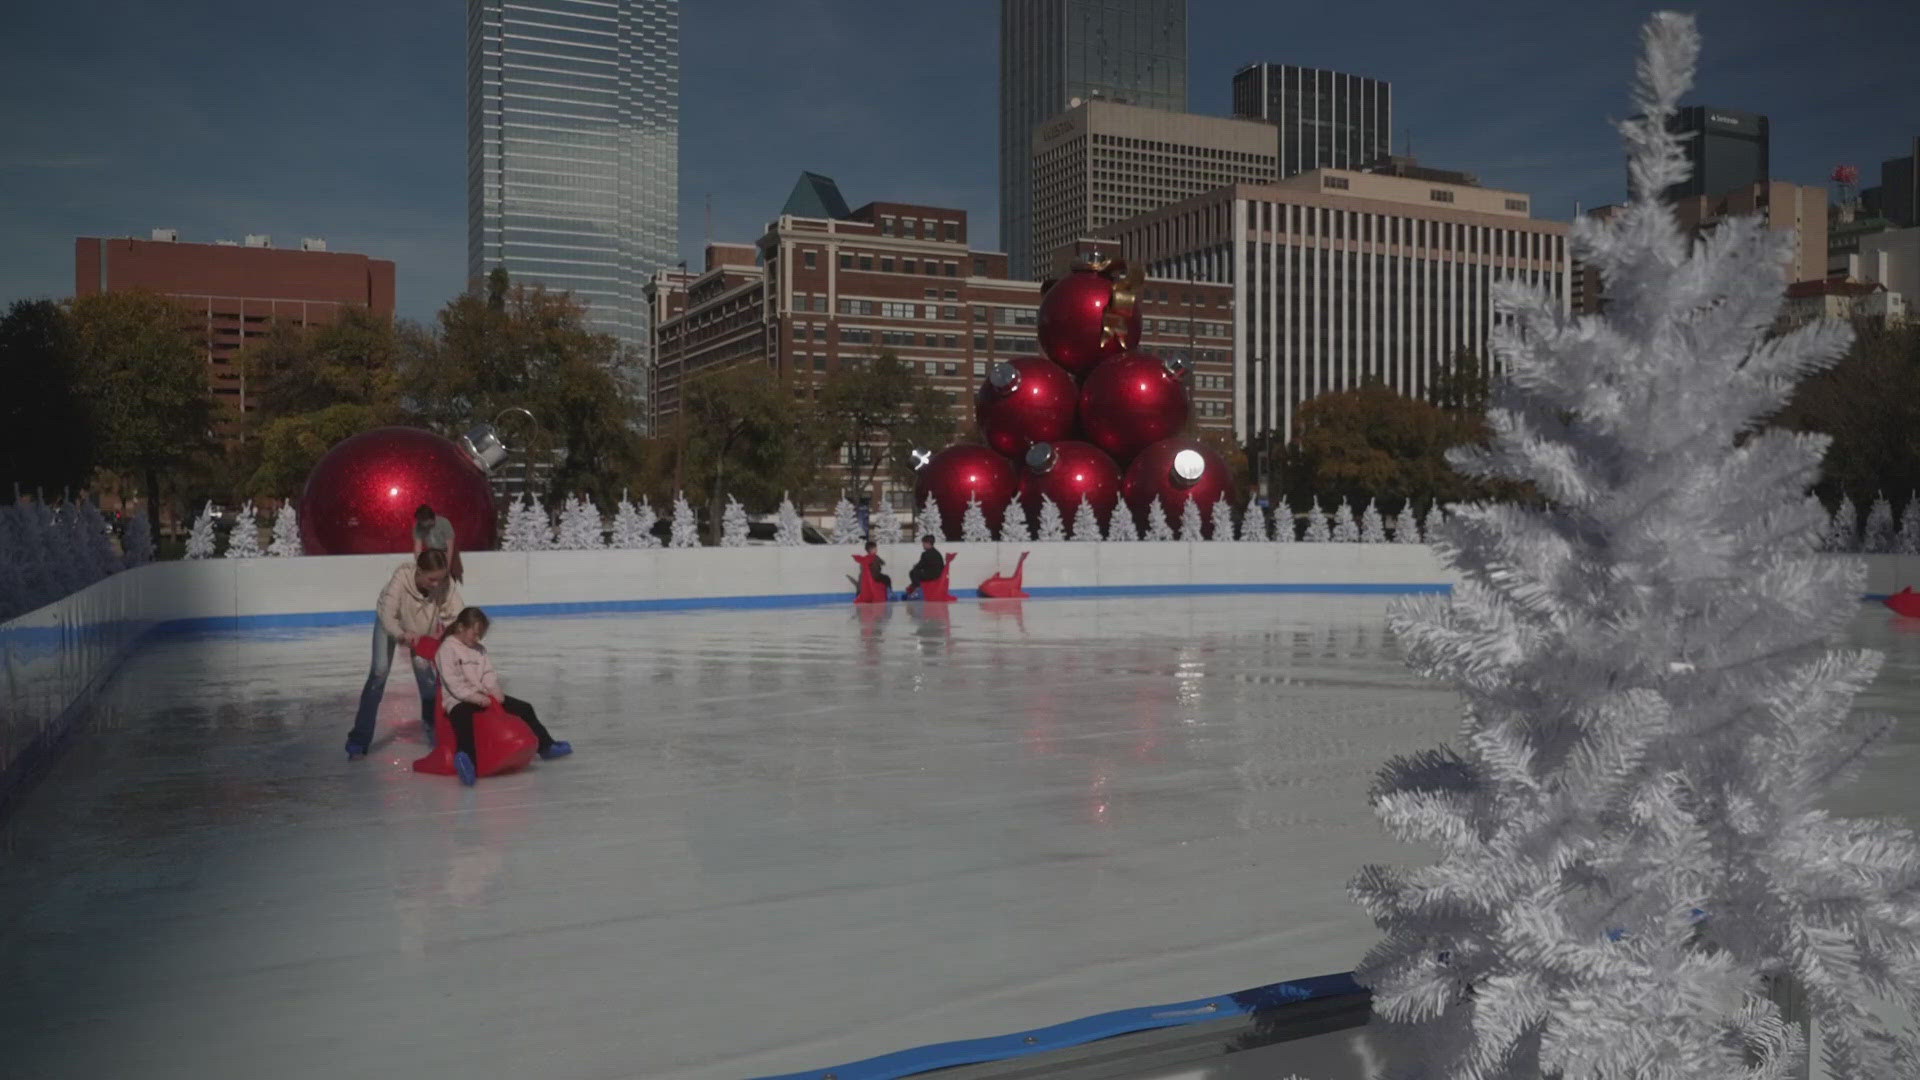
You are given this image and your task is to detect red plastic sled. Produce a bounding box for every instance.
[413,698,538,777]
[978,551,1030,599]
[913,553,958,603]
[1886,587,1920,618]
[852,553,890,603]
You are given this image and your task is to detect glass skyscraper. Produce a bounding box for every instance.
[1000,0,1187,281]
[1231,65,1391,179]
[468,0,679,407]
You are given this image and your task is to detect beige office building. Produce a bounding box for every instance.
[1098,169,1569,447]
[1030,100,1277,282]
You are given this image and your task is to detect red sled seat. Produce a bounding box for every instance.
[917,552,958,603]
[410,636,538,778]
[1887,586,1920,618]
[852,553,890,603]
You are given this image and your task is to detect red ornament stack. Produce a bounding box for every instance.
[916,256,1233,539]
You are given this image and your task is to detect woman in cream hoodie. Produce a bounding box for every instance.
[346,549,463,759]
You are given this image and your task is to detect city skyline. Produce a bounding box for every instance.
[1,0,1916,326]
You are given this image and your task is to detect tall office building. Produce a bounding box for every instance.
[1000,0,1188,281]
[1663,106,1768,199]
[1230,64,1391,178]
[1861,136,1919,228]
[468,0,679,413]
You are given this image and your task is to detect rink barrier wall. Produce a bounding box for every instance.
[7,547,1920,815]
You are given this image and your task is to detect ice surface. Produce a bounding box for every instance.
[2,596,1918,1080]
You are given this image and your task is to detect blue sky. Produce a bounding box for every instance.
[1,0,1915,325]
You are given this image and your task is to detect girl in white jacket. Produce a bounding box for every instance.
[435,607,571,785]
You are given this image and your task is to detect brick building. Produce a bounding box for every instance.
[648,176,1233,515]
[74,231,396,437]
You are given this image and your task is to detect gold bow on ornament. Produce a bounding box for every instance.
[1097,258,1143,351]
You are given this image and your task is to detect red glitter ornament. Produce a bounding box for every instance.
[1036,262,1143,379]
[1078,353,1190,464]
[912,444,1021,540]
[1018,440,1122,526]
[976,355,1080,459]
[300,427,499,555]
[1121,437,1233,536]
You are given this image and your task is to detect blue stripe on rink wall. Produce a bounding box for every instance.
[748,971,1365,1080]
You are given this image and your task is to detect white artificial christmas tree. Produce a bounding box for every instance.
[1863,491,1894,554]
[184,501,219,559]
[1069,495,1102,541]
[1177,496,1204,541]
[1351,16,1920,1078]
[1359,498,1387,543]
[267,502,302,556]
[1824,494,1859,553]
[557,494,607,549]
[669,491,700,548]
[1899,492,1920,555]
[720,495,750,548]
[501,493,549,552]
[1034,495,1066,541]
[773,493,804,546]
[1393,502,1422,545]
[1209,497,1234,541]
[962,494,994,542]
[998,497,1031,542]
[833,496,863,544]
[872,504,902,545]
[1421,501,1444,545]
[1143,497,1174,541]
[1303,498,1331,542]
[76,499,120,577]
[1330,498,1359,542]
[224,501,263,559]
[122,507,154,567]
[1272,501,1295,542]
[611,492,660,549]
[917,496,946,542]
[1106,503,1138,541]
[1237,498,1267,542]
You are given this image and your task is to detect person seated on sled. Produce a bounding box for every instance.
[862,539,894,594]
[903,535,944,599]
[435,607,572,786]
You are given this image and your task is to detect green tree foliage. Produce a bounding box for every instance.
[1281,377,1503,507]
[0,299,95,497]
[1770,320,1920,505]
[68,290,215,538]
[1426,346,1490,413]
[814,351,953,500]
[238,307,406,498]
[677,363,808,540]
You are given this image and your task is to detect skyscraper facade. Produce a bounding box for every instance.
[1662,106,1768,199]
[468,0,679,409]
[1000,0,1188,281]
[1230,64,1391,178]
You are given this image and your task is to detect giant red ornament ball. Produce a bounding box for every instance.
[913,443,1021,541]
[300,427,499,555]
[976,356,1080,459]
[1121,437,1233,537]
[1018,440,1122,525]
[1078,353,1191,465]
[1036,266,1141,379]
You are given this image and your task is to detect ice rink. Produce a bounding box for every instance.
[3,595,1918,1080]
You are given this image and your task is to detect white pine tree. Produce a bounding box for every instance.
[1421,501,1444,545]
[1331,498,1360,542]
[1143,497,1175,541]
[1177,497,1204,541]
[1035,495,1066,541]
[833,496,863,544]
[1824,494,1858,553]
[223,501,262,559]
[501,493,548,552]
[1303,498,1331,543]
[1360,498,1388,543]
[720,494,750,547]
[1899,492,1920,556]
[122,507,155,567]
[1106,503,1138,541]
[1272,501,1295,543]
[962,493,994,542]
[1238,498,1268,542]
[82,499,121,576]
[773,493,804,546]
[669,491,700,548]
[1393,502,1422,545]
[872,504,902,545]
[558,494,607,549]
[610,492,656,549]
[1352,16,1920,1078]
[1209,497,1235,541]
[632,498,661,549]
[998,497,1031,542]
[267,502,302,556]
[1068,495,1102,541]
[1863,491,1895,554]
[184,501,219,559]
[917,496,946,542]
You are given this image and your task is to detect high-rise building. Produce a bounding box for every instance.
[468,0,679,415]
[74,231,395,439]
[1664,106,1769,199]
[1861,136,1919,228]
[1230,64,1391,178]
[1097,171,1568,453]
[1000,0,1188,281]
[1030,99,1277,278]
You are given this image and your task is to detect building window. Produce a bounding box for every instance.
[944,223,959,241]
[1430,189,1454,203]
[859,255,873,270]
[881,301,916,319]
[973,360,987,375]
[943,362,958,376]
[928,262,942,277]
[804,250,817,269]
[943,262,957,277]
[1323,175,1349,190]
[943,289,958,300]
[881,257,895,272]
[881,217,895,236]
[972,257,987,276]
[940,305,958,319]
[813,355,827,371]
[925,361,938,375]
[1505,198,1528,212]
[902,259,917,273]
[974,334,989,351]
[925,289,939,299]
[944,335,958,348]
[838,253,852,269]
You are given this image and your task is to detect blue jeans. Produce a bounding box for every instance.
[347,619,438,751]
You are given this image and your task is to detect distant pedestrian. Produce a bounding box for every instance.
[413,503,463,582]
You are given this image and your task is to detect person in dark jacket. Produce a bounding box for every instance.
[863,540,893,593]
[903,535,945,598]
